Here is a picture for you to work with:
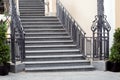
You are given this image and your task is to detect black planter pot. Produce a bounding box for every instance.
[106,61,120,72]
[112,62,120,72]
[0,63,10,76]
[106,61,112,71]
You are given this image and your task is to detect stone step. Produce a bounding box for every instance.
[19,7,44,10]
[19,3,43,5]
[21,19,58,22]
[24,28,65,31]
[26,49,80,56]
[25,54,84,61]
[25,33,68,37]
[20,16,57,19]
[24,29,66,33]
[20,14,45,16]
[19,3,44,6]
[25,65,95,72]
[24,60,90,68]
[25,36,71,41]
[22,21,61,25]
[23,24,62,27]
[25,45,77,50]
[25,40,73,46]
[23,26,63,29]
[19,0,42,1]
[20,11,44,14]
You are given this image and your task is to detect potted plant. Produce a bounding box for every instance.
[0,20,10,76]
[0,0,4,14]
[106,28,120,72]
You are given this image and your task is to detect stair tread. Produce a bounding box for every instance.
[21,19,58,21]
[24,28,65,31]
[25,65,94,70]
[26,49,80,53]
[23,25,62,27]
[24,60,89,64]
[26,54,83,58]
[25,45,76,47]
[25,40,73,43]
[21,15,56,17]
[25,36,71,38]
[22,22,60,24]
[25,32,67,34]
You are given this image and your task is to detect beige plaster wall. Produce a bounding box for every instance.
[116,0,120,28]
[45,0,56,16]
[59,0,97,36]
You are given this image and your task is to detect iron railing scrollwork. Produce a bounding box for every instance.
[10,0,25,64]
[91,15,111,60]
[56,0,86,57]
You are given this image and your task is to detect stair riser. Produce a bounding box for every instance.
[19,2,43,6]
[21,20,59,22]
[19,8,44,10]
[20,14,45,16]
[23,27,63,29]
[20,13,44,15]
[25,68,95,72]
[19,7,44,9]
[25,47,77,50]
[25,42,73,46]
[26,52,80,56]
[20,0,42,1]
[22,23,61,25]
[19,5,44,7]
[25,62,90,68]
[19,7,45,12]
[25,38,71,41]
[25,57,84,61]
[20,10,44,14]
[20,17,57,19]
[25,30,65,33]
[25,34,68,37]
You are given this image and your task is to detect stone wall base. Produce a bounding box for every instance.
[92,61,106,71]
[10,62,25,73]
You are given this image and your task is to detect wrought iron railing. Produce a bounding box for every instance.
[10,0,25,64]
[56,0,86,57]
[56,0,111,60]
[91,15,111,60]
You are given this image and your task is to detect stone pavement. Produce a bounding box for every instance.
[0,71,120,80]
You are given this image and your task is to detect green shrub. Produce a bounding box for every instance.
[0,21,10,65]
[109,28,120,63]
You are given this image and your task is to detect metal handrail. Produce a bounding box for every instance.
[56,0,86,57]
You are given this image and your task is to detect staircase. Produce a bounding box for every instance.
[19,0,94,72]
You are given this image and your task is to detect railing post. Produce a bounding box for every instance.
[10,0,25,63]
[10,17,16,64]
[91,0,111,60]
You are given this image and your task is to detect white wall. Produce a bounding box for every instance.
[104,0,115,48]
[45,0,56,16]
[59,0,97,36]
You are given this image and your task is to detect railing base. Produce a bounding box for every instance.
[92,61,106,71]
[10,62,25,73]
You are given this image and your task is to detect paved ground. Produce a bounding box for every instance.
[0,71,120,80]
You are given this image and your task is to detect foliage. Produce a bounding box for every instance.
[109,28,120,63]
[0,21,10,65]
